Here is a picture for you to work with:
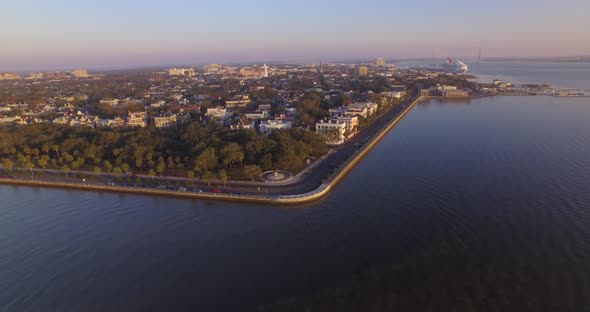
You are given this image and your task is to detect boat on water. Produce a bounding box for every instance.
[412,58,469,74]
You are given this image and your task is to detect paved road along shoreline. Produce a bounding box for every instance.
[0,96,428,205]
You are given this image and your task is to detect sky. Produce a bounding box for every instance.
[1,0,589,71]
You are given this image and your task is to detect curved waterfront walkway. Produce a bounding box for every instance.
[0,96,427,205]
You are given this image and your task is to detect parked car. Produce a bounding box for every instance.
[212,189,222,194]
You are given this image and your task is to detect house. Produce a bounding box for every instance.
[335,115,359,138]
[346,102,378,118]
[127,111,147,127]
[97,117,125,128]
[230,120,256,130]
[244,111,269,120]
[316,120,347,145]
[206,107,231,120]
[152,114,177,129]
[259,119,292,134]
[53,116,69,125]
[109,117,125,127]
[225,95,251,108]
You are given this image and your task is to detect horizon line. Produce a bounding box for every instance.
[3,55,590,74]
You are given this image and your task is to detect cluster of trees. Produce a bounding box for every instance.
[346,76,393,94]
[406,75,476,95]
[286,78,316,91]
[0,122,327,182]
[296,92,329,126]
[249,87,278,102]
[91,101,146,119]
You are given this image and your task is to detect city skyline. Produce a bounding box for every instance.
[2,0,589,71]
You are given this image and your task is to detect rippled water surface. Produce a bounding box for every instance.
[1,95,590,311]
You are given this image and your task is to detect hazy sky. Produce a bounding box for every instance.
[1,0,589,71]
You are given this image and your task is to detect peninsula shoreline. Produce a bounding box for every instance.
[0,96,429,205]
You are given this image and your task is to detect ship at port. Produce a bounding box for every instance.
[412,58,469,74]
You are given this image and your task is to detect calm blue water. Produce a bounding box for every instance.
[2,75,590,310]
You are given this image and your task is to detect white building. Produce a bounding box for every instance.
[206,107,231,120]
[260,120,292,135]
[316,120,347,145]
[244,111,269,120]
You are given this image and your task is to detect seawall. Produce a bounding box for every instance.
[275,95,427,204]
[0,96,427,205]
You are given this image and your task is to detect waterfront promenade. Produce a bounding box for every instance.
[0,96,427,205]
